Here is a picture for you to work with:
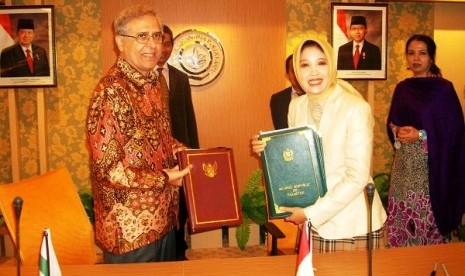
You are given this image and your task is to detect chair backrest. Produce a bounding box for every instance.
[0,167,96,266]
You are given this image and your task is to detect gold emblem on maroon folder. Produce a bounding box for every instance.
[202,161,218,178]
[283,149,294,162]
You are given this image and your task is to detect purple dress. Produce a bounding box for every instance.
[386,77,465,247]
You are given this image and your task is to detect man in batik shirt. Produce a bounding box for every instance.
[86,4,191,263]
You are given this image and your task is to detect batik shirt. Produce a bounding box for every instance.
[87,57,179,254]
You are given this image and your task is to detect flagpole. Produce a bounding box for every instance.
[45,230,50,276]
[307,221,311,249]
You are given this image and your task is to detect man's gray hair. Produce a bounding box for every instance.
[113,4,161,35]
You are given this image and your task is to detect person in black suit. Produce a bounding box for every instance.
[156,24,199,261]
[0,18,50,77]
[270,55,304,129]
[337,16,381,70]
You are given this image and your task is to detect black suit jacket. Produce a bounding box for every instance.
[270,87,292,130]
[167,64,199,256]
[168,64,199,148]
[0,43,50,77]
[337,40,381,70]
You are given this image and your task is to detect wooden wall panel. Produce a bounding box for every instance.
[434,3,465,113]
[102,0,287,192]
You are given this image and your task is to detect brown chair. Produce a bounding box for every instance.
[0,167,96,266]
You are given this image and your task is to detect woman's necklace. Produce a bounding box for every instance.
[307,98,327,128]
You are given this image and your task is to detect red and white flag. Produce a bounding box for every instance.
[296,221,314,276]
[336,9,348,39]
[334,10,349,46]
[0,14,14,51]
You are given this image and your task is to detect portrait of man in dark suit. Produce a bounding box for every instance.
[0,18,50,77]
[337,15,381,70]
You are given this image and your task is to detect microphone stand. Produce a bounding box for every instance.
[294,225,302,254]
[13,197,23,276]
[366,183,375,276]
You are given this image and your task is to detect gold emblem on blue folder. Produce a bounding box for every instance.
[283,149,294,162]
[202,161,218,178]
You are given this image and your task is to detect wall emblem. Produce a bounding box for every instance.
[169,29,225,86]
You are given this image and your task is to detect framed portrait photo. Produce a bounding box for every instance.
[0,5,56,88]
[331,3,388,80]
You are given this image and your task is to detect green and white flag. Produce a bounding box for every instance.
[39,228,61,276]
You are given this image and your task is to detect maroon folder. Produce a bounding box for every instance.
[177,147,243,234]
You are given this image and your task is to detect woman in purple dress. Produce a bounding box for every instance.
[386,34,465,247]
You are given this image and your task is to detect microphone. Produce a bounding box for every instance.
[366,183,375,276]
[13,197,23,276]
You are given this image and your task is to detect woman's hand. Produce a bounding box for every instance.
[397,126,419,144]
[280,206,307,225]
[164,164,193,187]
[251,134,265,156]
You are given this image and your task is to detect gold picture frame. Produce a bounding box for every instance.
[331,3,388,80]
[0,5,56,88]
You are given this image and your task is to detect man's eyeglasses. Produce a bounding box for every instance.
[119,32,163,44]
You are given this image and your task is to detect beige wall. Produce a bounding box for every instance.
[102,0,287,192]
[434,2,465,114]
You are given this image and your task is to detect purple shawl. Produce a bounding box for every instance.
[387,77,465,235]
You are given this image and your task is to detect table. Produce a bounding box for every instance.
[0,242,463,275]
